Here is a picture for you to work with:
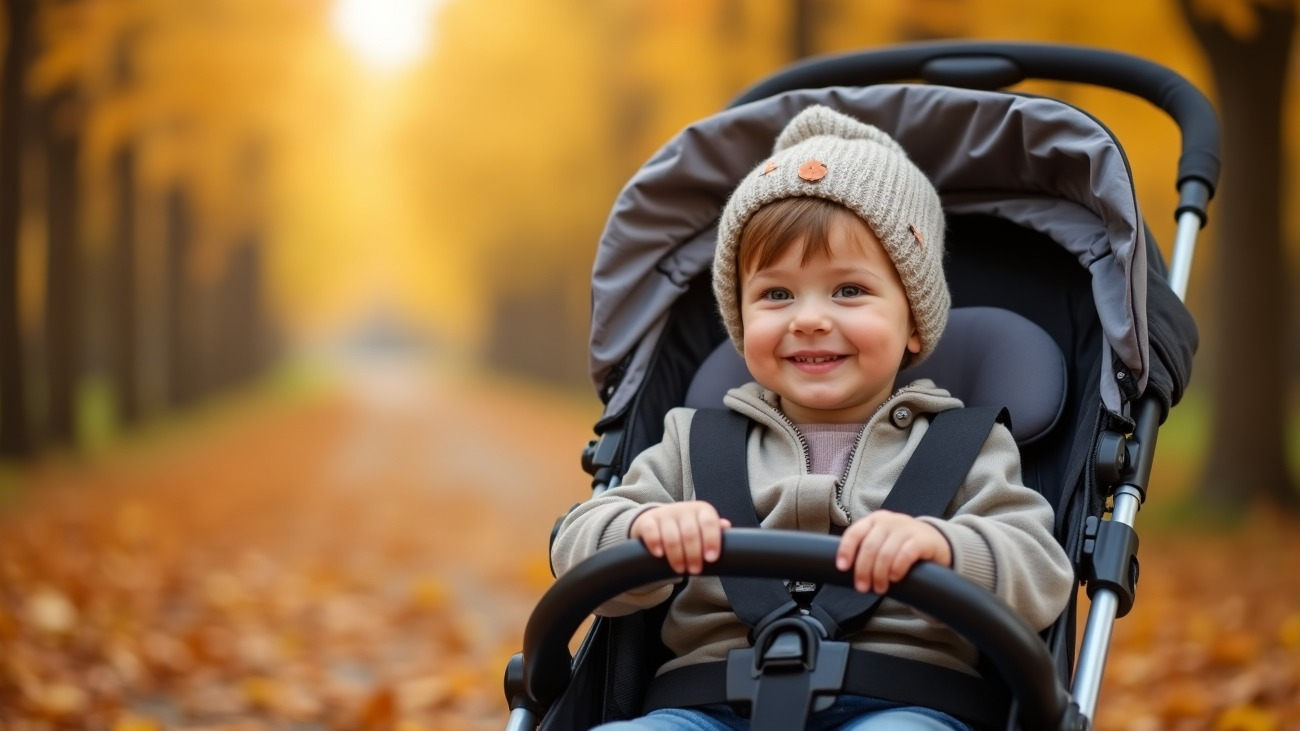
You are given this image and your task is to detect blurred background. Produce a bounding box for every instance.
[1,1,1298,730]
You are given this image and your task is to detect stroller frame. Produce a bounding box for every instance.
[506,41,1218,731]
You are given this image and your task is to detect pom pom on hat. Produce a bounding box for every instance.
[712,105,950,363]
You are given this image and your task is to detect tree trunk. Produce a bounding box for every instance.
[42,91,82,447]
[225,237,267,385]
[110,145,141,426]
[165,185,200,407]
[791,0,815,59]
[0,0,36,458]
[1180,1,1298,509]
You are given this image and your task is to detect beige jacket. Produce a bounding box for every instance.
[551,380,1074,676]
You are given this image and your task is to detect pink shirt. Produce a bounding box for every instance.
[800,422,864,477]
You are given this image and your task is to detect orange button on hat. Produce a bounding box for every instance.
[798,160,827,182]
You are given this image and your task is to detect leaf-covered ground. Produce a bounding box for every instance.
[1,362,1297,730]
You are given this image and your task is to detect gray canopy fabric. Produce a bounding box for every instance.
[589,84,1148,419]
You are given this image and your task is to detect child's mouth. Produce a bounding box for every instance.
[788,354,845,372]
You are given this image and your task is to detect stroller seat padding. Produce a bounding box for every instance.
[684,306,1066,445]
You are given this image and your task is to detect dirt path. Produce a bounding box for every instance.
[0,357,598,731]
[1,358,1297,731]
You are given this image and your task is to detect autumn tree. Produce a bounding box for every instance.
[1178,0,1298,509]
[38,90,82,446]
[0,0,312,457]
[0,0,37,458]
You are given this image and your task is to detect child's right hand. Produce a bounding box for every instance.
[629,501,731,576]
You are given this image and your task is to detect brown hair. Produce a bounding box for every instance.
[736,197,863,275]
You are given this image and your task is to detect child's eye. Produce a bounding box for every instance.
[762,288,793,301]
[835,284,865,298]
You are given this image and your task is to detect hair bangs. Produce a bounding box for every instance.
[737,198,859,275]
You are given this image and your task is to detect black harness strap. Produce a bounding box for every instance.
[811,406,1010,637]
[644,648,1010,730]
[688,409,799,630]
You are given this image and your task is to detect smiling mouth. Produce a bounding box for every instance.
[790,355,844,363]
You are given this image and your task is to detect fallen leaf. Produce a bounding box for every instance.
[1279,613,1300,650]
[111,714,161,731]
[27,588,77,635]
[1212,632,1263,667]
[357,686,397,731]
[410,576,449,612]
[1216,703,1280,731]
[1162,680,1213,720]
[396,674,451,712]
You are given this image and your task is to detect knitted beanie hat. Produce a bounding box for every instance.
[712,105,949,363]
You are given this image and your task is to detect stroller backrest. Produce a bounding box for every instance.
[684,306,1067,446]
[591,84,1153,429]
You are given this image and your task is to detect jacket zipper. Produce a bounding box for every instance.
[756,384,925,518]
[833,385,917,517]
[758,393,813,474]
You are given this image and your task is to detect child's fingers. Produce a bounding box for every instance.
[870,532,914,594]
[634,503,731,575]
[677,512,705,574]
[835,520,871,572]
[852,527,890,593]
[635,517,665,558]
[697,507,726,563]
[888,547,920,586]
[658,518,687,574]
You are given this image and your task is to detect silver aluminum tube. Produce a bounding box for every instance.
[593,475,621,497]
[1072,485,1144,719]
[505,707,537,731]
[1167,210,1201,302]
[1076,206,1202,714]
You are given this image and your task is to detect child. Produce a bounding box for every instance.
[550,105,1074,731]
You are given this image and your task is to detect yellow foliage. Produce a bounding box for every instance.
[1217,703,1281,731]
[18,0,1291,363]
[1281,613,1300,649]
[111,715,161,731]
[1191,0,1296,41]
[410,576,449,612]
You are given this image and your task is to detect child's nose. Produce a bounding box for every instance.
[789,301,832,334]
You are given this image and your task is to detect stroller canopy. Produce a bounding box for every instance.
[590,84,1152,419]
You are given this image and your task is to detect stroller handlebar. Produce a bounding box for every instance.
[731,40,1220,202]
[522,528,1076,730]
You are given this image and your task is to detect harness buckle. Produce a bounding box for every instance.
[725,616,850,721]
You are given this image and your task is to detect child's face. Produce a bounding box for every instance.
[739,212,920,425]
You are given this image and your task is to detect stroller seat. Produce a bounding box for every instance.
[684,306,1068,446]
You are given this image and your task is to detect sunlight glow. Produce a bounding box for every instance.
[331,0,443,72]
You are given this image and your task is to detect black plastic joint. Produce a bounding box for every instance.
[1094,432,1143,498]
[1094,432,1128,488]
[1055,701,1091,731]
[1174,178,1212,228]
[504,652,542,714]
[581,427,624,488]
[1082,516,1140,618]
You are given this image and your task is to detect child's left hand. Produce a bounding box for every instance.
[835,510,953,594]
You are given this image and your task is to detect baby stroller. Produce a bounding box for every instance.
[503,41,1215,731]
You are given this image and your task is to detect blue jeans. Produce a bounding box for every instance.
[592,696,973,730]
